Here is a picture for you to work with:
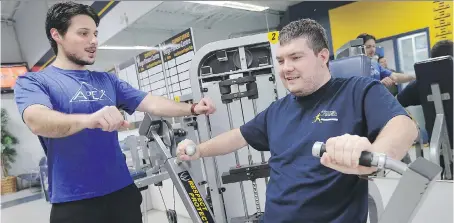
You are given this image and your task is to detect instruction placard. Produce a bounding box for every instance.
[162,28,195,62]
[136,49,162,73]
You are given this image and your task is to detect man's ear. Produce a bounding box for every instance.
[319,48,330,67]
[50,28,62,43]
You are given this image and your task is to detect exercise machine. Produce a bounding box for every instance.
[130,113,216,223]
[312,142,442,223]
[415,55,453,180]
[189,33,286,223]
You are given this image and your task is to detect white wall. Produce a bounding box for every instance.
[13,1,53,68]
[1,23,24,63]
[1,94,45,177]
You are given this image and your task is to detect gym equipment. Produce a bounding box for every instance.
[415,55,453,180]
[335,38,365,59]
[312,142,442,223]
[136,114,216,223]
[189,33,286,223]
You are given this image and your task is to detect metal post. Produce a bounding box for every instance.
[226,103,250,219]
[251,99,269,185]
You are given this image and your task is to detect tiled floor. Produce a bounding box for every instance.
[1,194,191,223]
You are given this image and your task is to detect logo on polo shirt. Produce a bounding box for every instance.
[313,110,338,123]
[70,82,114,103]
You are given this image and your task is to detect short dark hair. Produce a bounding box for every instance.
[430,40,453,58]
[45,2,99,54]
[378,56,385,62]
[357,33,376,44]
[279,18,329,55]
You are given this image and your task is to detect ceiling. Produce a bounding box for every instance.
[91,1,301,71]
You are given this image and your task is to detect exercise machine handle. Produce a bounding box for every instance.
[312,141,408,175]
[312,141,374,167]
[175,143,197,165]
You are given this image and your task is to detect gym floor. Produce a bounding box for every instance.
[1,189,191,223]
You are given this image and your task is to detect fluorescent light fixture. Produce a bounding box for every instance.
[98,44,178,51]
[185,1,269,12]
[98,45,160,50]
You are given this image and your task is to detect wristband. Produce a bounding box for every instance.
[191,103,198,116]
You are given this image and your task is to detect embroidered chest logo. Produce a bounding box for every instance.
[70,82,114,103]
[313,110,338,123]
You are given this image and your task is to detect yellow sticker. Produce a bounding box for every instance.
[174,96,180,102]
[267,31,279,44]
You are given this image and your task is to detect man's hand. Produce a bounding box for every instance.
[177,139,201,161]
[194,97,216,115]
[320,134,377,175]
[85,106,129,132]
[380,77,395,88]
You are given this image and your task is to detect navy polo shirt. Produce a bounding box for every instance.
[240,76,408,223]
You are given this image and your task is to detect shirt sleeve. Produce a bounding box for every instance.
[379,64,393,79]
[14,74,53,122]
[239,107,270,151]
[111,75,148,115]
[363,81,409,142]
[396,80,421,107]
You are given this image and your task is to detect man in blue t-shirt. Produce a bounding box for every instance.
[177,19,418,222]
[356,33,415,88]
[14,2,216,223]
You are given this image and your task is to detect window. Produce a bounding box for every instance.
[397,32,429,75]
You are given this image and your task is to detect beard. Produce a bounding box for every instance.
[65,51,95,66]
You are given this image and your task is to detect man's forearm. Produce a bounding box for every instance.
[370,115,418,160]
[391,72,416,83]
[137,94,192,117]
[198,128,248,157]
[24,106,88,138]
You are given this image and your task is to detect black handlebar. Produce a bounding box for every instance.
[312,141,374,167]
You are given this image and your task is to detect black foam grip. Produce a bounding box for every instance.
[318,144,373,167]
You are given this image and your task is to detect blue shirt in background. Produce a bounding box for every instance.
[240,76,408,223]
[371,61,392,80]
[14,66,147,203]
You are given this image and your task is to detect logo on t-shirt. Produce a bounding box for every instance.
[312,110,338,123]
[70,82,114,103]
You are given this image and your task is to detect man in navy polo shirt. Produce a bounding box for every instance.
[177,19,418,223]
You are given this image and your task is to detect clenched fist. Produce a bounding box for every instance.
[176,139,201,161]
[380,77,395,88]
[320,134,377,175]
[85,106,129,132]
[194,97,216,115]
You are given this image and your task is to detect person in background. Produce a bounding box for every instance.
[357,33,415,88]
[377,56,399,95]
[378,56,396,72]
[13,2,216,223]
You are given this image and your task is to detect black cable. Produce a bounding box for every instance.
[158,186,168,211]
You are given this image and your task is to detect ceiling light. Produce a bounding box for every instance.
[98,45,160,50]
[185,1,269,12]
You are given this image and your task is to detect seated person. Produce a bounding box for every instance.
[397,40,453,107]
[357,33,415,88]
[177,19,418,223]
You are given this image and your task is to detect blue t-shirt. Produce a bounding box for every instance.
[240,76,408,223]
[14,66,147,203]
[371,61,392,80]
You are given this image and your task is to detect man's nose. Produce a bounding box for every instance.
[282,61,294,72]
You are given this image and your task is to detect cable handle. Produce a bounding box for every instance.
[312,141,374,167]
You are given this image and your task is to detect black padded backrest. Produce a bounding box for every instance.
[414,56,453,148]
[329,55,372,78]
